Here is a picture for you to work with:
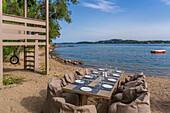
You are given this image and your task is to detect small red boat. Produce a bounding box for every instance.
[151,50,166,53]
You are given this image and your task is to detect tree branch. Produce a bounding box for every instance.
[49,5,61,18]
[34,2,45,19]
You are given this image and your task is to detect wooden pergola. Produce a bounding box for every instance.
[0,0,49,86]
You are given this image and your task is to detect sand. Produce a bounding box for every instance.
[0,49,170,113]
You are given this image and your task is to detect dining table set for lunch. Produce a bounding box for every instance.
[62,68,124,105]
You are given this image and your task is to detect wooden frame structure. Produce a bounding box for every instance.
[0,0,49,86]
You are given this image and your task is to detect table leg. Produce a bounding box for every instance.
[80,95,88,106]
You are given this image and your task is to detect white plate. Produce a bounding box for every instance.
[93,71,99,74]
[112,74,120,77]
[98,68,104,71]
[116,71,122,73]
[108,78,117,82]
[75,80,85,84]
[80,87,92,92]
[102,84,113,89]
[85,75,93,79]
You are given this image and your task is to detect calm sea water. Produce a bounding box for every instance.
[52,44,170,78]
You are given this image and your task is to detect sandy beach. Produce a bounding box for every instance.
[0,49,170,113]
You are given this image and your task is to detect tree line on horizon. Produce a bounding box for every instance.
[77,39,170,44]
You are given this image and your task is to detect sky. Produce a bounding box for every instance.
[54,0,170,43]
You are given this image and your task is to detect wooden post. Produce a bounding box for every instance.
[45,0,49,75]
[0,0,3,86]
[24,0,27,69]
[34,40,38,72]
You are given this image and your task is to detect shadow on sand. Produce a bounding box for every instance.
[4,68,35,73]
[150,99,170,113]
[20,89,47,113]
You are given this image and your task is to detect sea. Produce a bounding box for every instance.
[52,44,170,78]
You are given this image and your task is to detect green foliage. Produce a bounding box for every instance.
[37,0,79,40]
[3,46,15,60]
[78,39,170,44]
[53,74,59,77]
[39,64,46,75]
[49,19,61,39]
[3,0,37,17]
[2,0,78,60]
[2,0,79,40]
[3,74,23,86]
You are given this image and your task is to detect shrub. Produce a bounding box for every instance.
[3,74,23,86]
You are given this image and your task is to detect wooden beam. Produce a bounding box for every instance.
[2,23,46,33]
[3,42,46,46]
[0,0,3,86]
[0,40,2,87]
[24,0,27,69]
[34,40,39,72]
[2,14,46,26]
[24,46,27,69]
[2,33,46,40]
[45,0,49,75]
[24,0,27,18]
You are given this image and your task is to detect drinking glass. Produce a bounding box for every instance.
[97,82,102,88]
[105,72,108,78]
[85,80,89,86]
[102,72,105,78]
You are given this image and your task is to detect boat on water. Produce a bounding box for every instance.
[151,50,166,53]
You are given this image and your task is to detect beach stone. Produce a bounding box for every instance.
[73,61,79,65]
[68,59,74,63]
[79,61,84,65]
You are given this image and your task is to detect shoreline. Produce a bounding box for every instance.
[51,53,170,79]
[0,49,170,113]
[52,44,170,79]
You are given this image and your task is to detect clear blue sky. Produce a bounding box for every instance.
[54,0,170,43]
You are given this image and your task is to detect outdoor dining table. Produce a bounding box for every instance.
[62,69,124,106]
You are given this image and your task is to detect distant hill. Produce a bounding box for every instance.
[77,39,170,44]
